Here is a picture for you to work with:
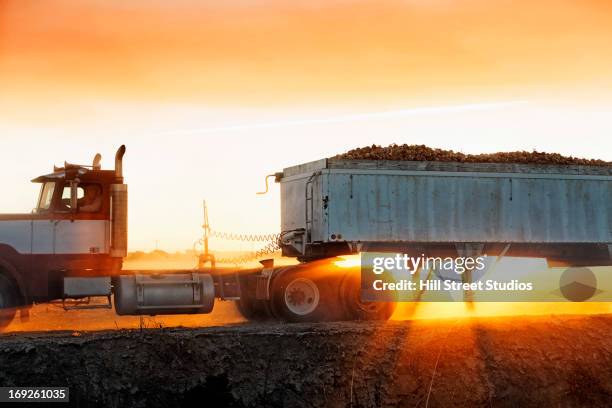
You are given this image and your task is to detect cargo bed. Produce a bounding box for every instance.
[279,159,612,266]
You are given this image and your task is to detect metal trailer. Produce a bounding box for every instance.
[279,158,612,266]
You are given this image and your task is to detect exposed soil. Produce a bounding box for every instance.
[333,144,612,166]
[1,314,611,407]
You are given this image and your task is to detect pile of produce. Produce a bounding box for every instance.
[333,144,611,166]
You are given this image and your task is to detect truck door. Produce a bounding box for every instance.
[54,183,109,255]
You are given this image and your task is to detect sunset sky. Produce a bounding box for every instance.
[1,0,612,251]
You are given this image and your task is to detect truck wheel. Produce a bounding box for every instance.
[340,273,396,321]
[270,268,343,323]
[233,275,273,321]
[235,297,272,321]
[0,275,17,331]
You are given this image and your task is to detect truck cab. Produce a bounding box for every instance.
[0,146,127,328]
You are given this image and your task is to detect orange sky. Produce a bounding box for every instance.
[1,1,612,252]
[2,0,612,109]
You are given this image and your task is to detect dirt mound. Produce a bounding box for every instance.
[333,144,611,166]
[0,314,611,407]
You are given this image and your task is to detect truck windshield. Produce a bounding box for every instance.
[37,182,55,211]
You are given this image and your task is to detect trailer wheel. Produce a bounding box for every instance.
[270,268,342,323]
[340,273,396,321]
[0,274,17,331]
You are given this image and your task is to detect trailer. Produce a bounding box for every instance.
[0,147,610,330]
[279,158,612,265]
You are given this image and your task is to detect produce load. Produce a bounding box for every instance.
[333,144,611,166]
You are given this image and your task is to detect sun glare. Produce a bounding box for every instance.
[334,254,362,268]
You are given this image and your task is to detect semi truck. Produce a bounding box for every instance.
[0,146,610,330]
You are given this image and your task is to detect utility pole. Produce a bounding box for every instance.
[198,200,215,270]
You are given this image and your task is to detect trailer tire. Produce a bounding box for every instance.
[0,274,17,331]
[340,273,396,321]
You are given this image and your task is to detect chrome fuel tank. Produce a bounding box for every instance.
[114,273,215,315]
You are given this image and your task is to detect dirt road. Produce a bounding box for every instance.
[1,314,611,407]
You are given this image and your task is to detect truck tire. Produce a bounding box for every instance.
[340,273,396,321]
[270,267,344,323]
[235,297,273,321]
[0,274,17,331]
[232,275,274,321]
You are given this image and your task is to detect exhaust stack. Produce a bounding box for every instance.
[111,145,128,258]
[115,145,126,179]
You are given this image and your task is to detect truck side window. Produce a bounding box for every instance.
[60,185,85,211]
[37,182,56,212]
[78,184,102,213]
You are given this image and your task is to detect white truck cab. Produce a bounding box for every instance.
[0,146,128,328]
